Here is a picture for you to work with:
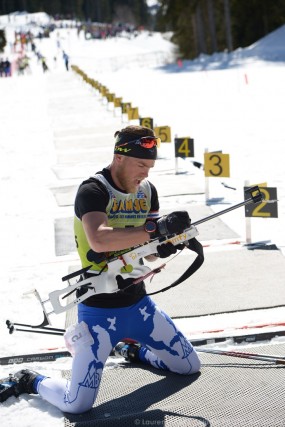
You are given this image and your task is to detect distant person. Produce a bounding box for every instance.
[41,57,48,73]
[16,56,29,75]
[177,58,183,69]
[0,59,4,77]
[62,51,69,71]
[8,125,202,414]
[0,58,11,77]
[3,59,11,77]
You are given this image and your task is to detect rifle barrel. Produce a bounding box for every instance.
[192,197,254,227]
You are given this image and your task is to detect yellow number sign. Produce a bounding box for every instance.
[128,107,139,120]
[244,187,278,218]
[204,152,230,177]
[100,86,108,96]
[106,93,115,102]
[154,126,171,143]
[175,137,194,158]
[121,102,131,114]
[114,97,122,108]
[139,117,153,129]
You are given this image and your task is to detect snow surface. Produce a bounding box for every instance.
[0,12,285,426]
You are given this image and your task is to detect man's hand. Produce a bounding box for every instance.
[155,211,191,237]
[156,242,185,258]
[116,275,135,290]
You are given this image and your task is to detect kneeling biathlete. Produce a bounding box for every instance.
[10,125,201,414]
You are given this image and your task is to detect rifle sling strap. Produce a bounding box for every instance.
[146,237,204,296]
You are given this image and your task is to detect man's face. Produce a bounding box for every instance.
[115,155,155,193]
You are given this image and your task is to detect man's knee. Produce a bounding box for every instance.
[175,353,201,375]
[65,400,94,415]
[190,355,201,374]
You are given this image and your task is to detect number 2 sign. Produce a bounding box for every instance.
[244,187,278,218]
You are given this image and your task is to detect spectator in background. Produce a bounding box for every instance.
[0,59,4,76]
[0,58,12,77]
[41,56,48,73]
[62,51,69,71]
[16,55,30,75]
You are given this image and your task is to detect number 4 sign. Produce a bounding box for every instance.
[174,137,194,158]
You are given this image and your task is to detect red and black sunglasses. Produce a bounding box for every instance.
[116,136,161,149]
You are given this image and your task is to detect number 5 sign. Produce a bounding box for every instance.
[154,126,171,143]
[204,152,230,177]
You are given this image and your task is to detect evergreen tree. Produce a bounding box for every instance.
[156,0,285,59]
[1,0,285,56]
[231,0,285,48]
[0,29,7,53]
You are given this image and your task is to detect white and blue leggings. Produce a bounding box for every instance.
[37,296,201,414]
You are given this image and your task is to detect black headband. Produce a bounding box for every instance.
[114,133,157,160]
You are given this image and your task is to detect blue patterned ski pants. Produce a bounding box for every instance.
[38,296,201,414]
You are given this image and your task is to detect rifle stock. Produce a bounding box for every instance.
[48,226,199,315]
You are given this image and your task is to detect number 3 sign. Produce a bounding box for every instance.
[204,152,230,177]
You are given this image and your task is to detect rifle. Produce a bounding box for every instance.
[6,186,264,333]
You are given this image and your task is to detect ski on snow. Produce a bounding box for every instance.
[1,328,285,367]
[0,350,71,366]
[191,329,285,346]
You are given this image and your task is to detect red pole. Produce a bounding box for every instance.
[197,348,285,365]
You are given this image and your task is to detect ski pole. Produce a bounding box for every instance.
[196,348,285,365]
[6,320,65,335]
[6,327,64,336]
[219,350,285,361]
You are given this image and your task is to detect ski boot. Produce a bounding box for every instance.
[0,374,20,402]
[0,369,39,402]
[114,340,142,362]
[13,369,40,394]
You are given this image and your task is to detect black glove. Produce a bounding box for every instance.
[116,275,135,290]
[155,211,191,237]
[156,242,185,258]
